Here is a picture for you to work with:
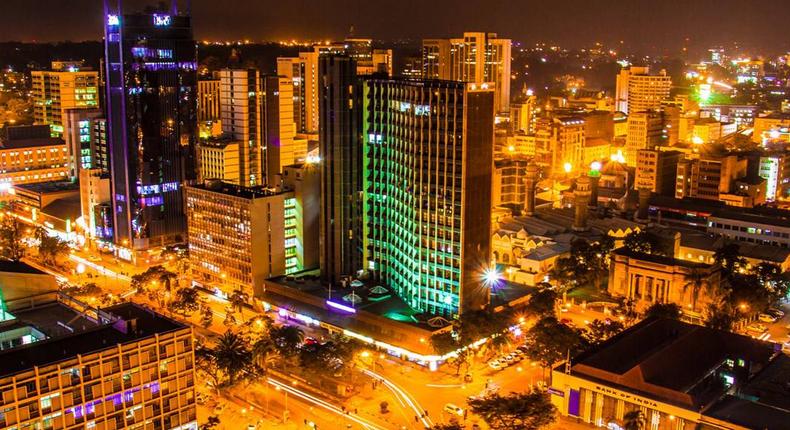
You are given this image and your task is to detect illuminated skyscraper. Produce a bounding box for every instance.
[318,55,364,284]
[31,63,99,136]
[363,79,494,317]
[615,66,671,115]
[197,77,220,122]
[278,52,320,134]
[219,68,262,186]
[422,33,511,113]
[103,1,198,257]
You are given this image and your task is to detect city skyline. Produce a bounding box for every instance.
[2,0,790,56]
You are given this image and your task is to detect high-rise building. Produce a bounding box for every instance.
[363,78,494,317]
[103,3,198,256]
[636,149,682,196]
[278,52,320,134]
[31,63,99,136]
[79,168,111,241]
[625,110,667,167]
[186,181,289,295]
[219,69,262,187]
[534,116,585,176]
[197,78,220,122]
[675,154,748,201]
[63,108,104,178]
[196,137,240,183]
[422,33,511,113]
[614,66,671,115]
[510,93,538,134]
[0,295,197,430]
[318,55,364,284]
[261,75,304,186]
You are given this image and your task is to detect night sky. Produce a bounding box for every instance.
[3,0,790,55]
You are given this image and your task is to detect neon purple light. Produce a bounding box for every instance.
[326,300,356,313]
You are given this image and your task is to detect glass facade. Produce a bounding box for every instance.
[104,7,198,250]
[363,79,494,317]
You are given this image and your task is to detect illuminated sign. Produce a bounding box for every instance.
[326,300,356,313]
[107,15,120,26]
[153,14,171,26]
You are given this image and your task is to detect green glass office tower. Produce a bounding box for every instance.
[363,79,494,317]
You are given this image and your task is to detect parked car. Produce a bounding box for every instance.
[746,323,768,334]
[212,403,227,415]
[768,308,786,318]
[488,360,502,370]
[444,403,464,416]
[759,313,779,323]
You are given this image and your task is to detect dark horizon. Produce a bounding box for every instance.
[2,0,790,57]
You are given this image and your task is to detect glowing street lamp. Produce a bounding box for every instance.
[483,267,502,288]
[563,162,573,174]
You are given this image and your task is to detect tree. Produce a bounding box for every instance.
[623,410,647,430]
[704,303,737,331]
[202,416,221,430]
[623,230,666,256]
[583,319,625,345]
[252,337,281,374]
[269,325,304,358]
[682,268,715,312]
[169,287,201,316]
[431,424,464,430]
[751,263,790,305]
[643,303,682,320]
[0,216,26,261]
[298,334,359,377]
[467,391,557,430]
[525,287,558,318]
[714,243,746,277]
[222,312,237,328]
[229,288,249,321]
[212,331,255,387]
[430,310,510,376]
[35,227,70,266]
[523,317,587,378]
[199,304,214,329]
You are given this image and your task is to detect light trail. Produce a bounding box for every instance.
[363,369,433,428]
[266,378,389,430]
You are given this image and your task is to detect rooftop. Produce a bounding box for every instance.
[0,259,46,275]
[14,180,80,194]
[1,137,65,149]
[612,247,711,269]
[0,300,186,378]
[566,318,782,414]
[187,180,289,200]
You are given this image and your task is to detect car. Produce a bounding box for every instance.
[88,255,101,262]
[768,308,786,318]
[488,360,502,370]
[212,403,227,415]
[559,318,576,328]
[444,403,464,416]
[746,323,768,334]
[513,349,526,357]
[502,354,517,364]
[247,425,257,430]
[759,313,779,323]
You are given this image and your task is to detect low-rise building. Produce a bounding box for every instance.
[608,248,721,313]
[0,125,71,185]
[551,317,790,430]
[0,293,196,430]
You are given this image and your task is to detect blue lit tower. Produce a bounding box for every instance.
[103,0,197,256]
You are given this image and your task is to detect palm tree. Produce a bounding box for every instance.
[682,268,713,312]
[229,288,249,321]
[623,410,646,430]
[213,331,253,386]
[251,337,281,373]
[270,325,304,357]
